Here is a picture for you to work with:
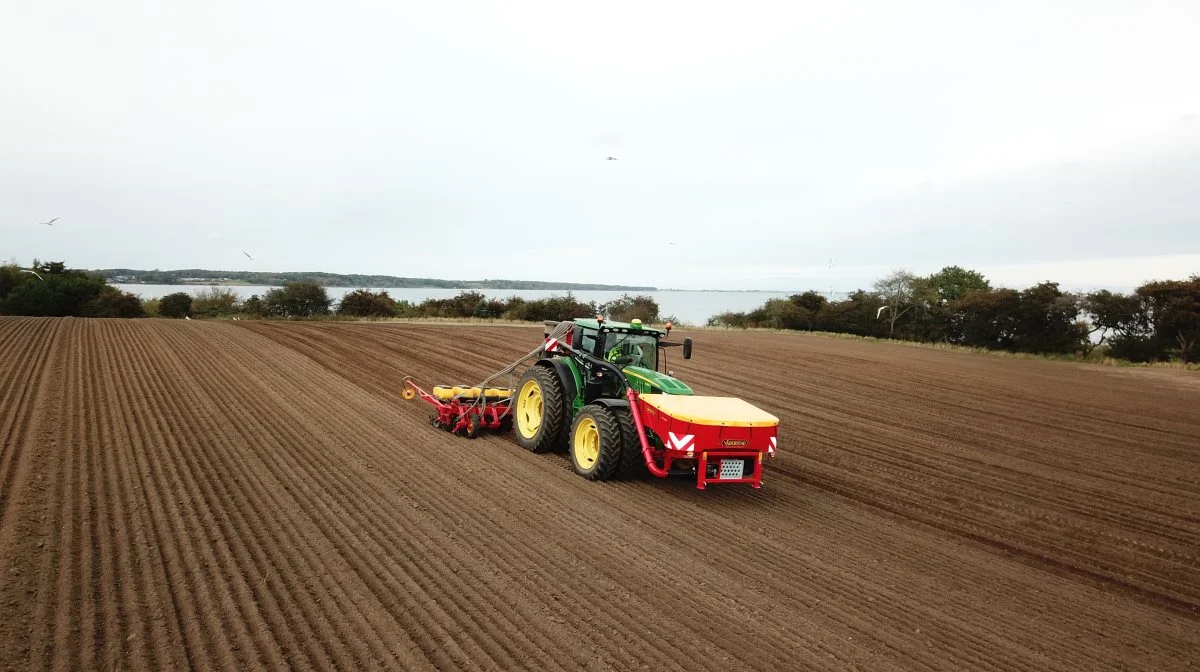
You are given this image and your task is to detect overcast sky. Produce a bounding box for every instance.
[2,0,1198,291]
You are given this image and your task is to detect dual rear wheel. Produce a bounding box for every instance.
[514,365,648,481]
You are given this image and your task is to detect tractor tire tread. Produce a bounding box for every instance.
[614,408,647,480]
[514,366,567,454]
[571,405,622,481]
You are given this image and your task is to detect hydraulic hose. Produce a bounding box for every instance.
[624,387,669,478]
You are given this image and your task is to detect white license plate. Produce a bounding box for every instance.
[719,459,745,480]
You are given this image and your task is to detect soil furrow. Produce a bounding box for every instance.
[4,318,1199,672]
[127,321,394,670]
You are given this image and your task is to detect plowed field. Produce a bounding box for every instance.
[2,317,1198,671]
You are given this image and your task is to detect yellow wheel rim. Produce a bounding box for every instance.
[573,417,600,470]
[516,378,543,439]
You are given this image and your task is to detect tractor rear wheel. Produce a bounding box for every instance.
[613,408,647,480]
[569,405,623,481]
[514,366,566,453]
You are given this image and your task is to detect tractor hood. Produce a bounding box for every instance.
[622,366,694,395]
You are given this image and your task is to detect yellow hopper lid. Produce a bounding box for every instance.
[639,394,779,428]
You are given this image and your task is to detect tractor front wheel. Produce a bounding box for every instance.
[569,405,622,481]
[514,366,566,453]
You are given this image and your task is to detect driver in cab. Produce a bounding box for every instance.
[606,342,647,368]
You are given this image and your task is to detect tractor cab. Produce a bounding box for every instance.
[553,317,694,395]
[561,318,690,368]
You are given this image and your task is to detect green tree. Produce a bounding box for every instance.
[780,291,827,330]
[927,266,991,303]
[242,294,266,317]
[953,284,1084,354]
[706,311,749,327]
[1082,290,1148,356]
[600,294,660,323]
[502,293,597,322]
[1137,277,1200,362]
[1,268,107,316]
[950,289,1021,348]
[0,264,25,300]
[87,287,145,318]
[873,270,922,338]
[813,290,888,337]
[417,291,487,318]
[759,298,808,329]
[337,289,398,317]
[35,261,68,276]
[1010,283,1086,354]
[918,267,991,342]
[191,287,240,317]
[263,282,331,317]
[789,290,828,314]
[158,292,193,318]
[473,298,507,318]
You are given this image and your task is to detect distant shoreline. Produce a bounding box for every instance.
[95,269,833,293]
[93,268,655,292]
[113,280,812,293]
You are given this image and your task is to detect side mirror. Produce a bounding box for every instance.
[683,337,693,360]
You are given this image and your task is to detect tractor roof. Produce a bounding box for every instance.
[574,317,667,336]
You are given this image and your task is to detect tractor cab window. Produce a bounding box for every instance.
[578,328,599,356]
[602,332,658,371]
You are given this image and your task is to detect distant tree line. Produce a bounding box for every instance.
[708,266,1200,364]
[1,261,144,317]
[3,261,669,325]
[17,259,1194,364]
[95,267,655,291]
[149,286,667,324]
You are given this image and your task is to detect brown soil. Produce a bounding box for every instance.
[2,317,1198,670]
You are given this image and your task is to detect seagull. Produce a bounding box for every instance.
[606,156,618,161]
[40,217,59,226]
[20,269,44,281]
[242,250,254,261]
[876,306,888,319]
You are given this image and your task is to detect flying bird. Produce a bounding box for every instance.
[606,156,618,161]
[20,269,44,281]
[41,217,59,226]
[242,250,254,261]
[876,306,888,319]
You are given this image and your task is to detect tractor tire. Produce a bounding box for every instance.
[613,408,647,480]
[514,366,567,453]
[569,405,622,481]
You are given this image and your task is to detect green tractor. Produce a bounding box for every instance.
[514,317,694,480]
[513,316,696,480]
[403,316,779,489]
